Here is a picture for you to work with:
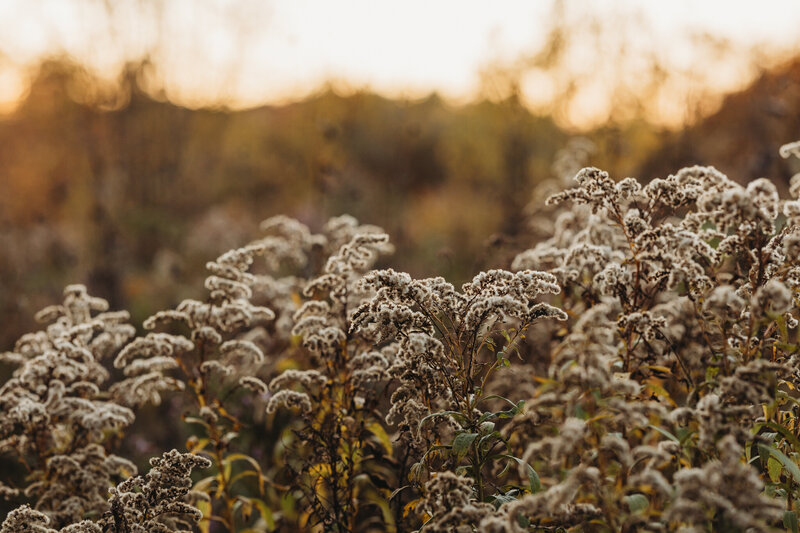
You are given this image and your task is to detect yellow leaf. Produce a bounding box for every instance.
[277,357,301,372]
[360,485,396,532]
[224,453,266,494]
[368,422,393,455]
[586,413,613,424]
[196,500,211,533]
[309,463,331,478]
[193,475,218,494]
[768,455,783,483]
[291,292,302,307]
[403,498,421,518]
[186,437,210,453]
[644,380,676,407]
[251,498,276,531]
[641,365,673,375]
[235,496,254,522]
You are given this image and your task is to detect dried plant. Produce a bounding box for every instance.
[3,139,800,532]
[0,286,136,526]
[1,449,210,533]
[493,139,800,531]
[349,267,566,527]
[267,225,396,532]
[116,235,277,531]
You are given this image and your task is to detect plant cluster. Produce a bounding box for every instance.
[2,140,800,532]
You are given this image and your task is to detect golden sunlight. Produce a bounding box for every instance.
[0,0,799,127]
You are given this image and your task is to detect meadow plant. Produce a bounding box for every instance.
[349,267,566,529]
[3,139,800,532]
[0,286,137,526]
[266,221,396,531]
[117,224,281,531]
[0,450,210,533]
[495,139,800,531]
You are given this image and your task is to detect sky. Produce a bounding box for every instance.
[0,0,799,127]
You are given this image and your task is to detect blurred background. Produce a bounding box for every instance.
[2,0,800,350]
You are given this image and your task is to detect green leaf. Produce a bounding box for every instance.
[675,427,696,445]
[491,492,517,508]
[768,456,782,483]
[784,511,799,533]
[418,410,468,431]
[251,498,276,531]
[502,401,526,419]
[389,485,411,501]
[758,444,800,485]
[497,454,541,493]
[764,421,800,453]
[477,431,509,456]
[776,314,789,343]
[522,462,542,493]
[452,432,479,458]
[477,397,524,420]
[478,411,498,424]
[224,453,265,495]
[624,493,649,513]
[196,499,211,533]
[480,395,518,409]
[647,424,680,444]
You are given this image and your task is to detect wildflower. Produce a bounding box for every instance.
[779,140,800,159]
[265,390,312,414]
[665,435,782,531]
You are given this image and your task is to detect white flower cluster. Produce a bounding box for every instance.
[110,333,190,407]
[664,435,783,532]
[4,140,800,531]
[251,214,391,346]
[349,267,565,451]
[115,236,275,418]
[0,286,137,525]
[779,139,800,160]
[0,449,212,533]
[0,505,100,533]
[493,466,602,532]
[266,228,394,415]
[100,449,211,532]
[494,150,800,530]
[418,472,498,532]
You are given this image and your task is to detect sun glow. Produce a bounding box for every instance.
[0,0,799,127]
